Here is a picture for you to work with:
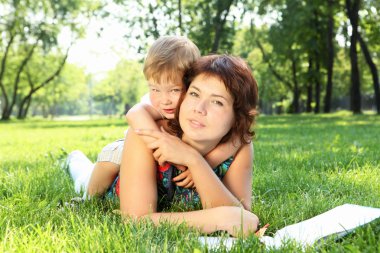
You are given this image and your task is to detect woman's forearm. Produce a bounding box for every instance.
[185,151,242,209]
[119,129,158,217]
[135,206,259,237]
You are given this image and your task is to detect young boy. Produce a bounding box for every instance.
[67,36,241,198]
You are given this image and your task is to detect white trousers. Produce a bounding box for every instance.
[67,150,94,197]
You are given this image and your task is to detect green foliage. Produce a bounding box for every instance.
[2,0,379,118]
[1,114,379,251]
[233,27,287,108]
[92,60,147,115]
[0,0,103,120]
[31,63,88,117]
[113,0,243,55]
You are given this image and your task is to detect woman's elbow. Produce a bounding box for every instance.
[120,208,154,221]
[120,203,156,220]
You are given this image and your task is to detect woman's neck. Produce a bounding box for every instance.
[181,135,219,156]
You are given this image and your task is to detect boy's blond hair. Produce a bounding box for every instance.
[143,36,200,84]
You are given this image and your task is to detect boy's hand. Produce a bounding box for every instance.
[173,167,194,188]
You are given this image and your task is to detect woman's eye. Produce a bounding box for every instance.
[189,91,199,97]
[212,100,223,106]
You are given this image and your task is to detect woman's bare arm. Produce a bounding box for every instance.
[139,206,259,237]
[221,143,253,210]
[135,129,252,210]
[118,128,258,236]
[119,128,158,217]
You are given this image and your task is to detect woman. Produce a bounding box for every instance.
[117,55,260,236]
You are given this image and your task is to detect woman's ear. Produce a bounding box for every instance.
[249,109,257,116]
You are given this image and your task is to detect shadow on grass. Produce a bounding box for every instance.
[0,120,127,129]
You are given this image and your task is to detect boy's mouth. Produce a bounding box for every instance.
[162,109,175,114]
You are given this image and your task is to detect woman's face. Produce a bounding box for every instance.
[179,73,235,143]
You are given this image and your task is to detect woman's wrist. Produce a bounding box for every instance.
[185,147,205,168]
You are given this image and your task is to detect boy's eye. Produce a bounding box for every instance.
[171,88,182,93]
[151,88,160,92]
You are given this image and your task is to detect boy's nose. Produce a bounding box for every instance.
[161,93,172,105]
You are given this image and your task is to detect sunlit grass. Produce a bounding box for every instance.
[1,113,379,252]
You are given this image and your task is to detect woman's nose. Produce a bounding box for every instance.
[194,101,207,115]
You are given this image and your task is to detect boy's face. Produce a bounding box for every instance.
[148,78,184,119]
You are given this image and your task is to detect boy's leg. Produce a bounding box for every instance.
[67,150,95,194]
[87,139,124,197]
[87,162,120,196]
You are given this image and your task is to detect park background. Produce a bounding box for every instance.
[1,0,380,252]
[1,0,379,119]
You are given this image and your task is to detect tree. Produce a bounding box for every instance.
[113,0,243,55]
[357,0,380,114]
[92,60,146,116]
[16,48,70,119]
[186,0,238,54]
[30,63,88,118]
[0,0,101,120]
[345,0,362,114]
[324,0,336,113]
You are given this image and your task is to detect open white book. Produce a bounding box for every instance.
[199,204,380,250]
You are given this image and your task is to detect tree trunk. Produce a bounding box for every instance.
[346,0,362,114]
[22,96,32,119]
[0,34,15,120]
[16,48,69,119]
[17,94,32,119]
[314,58,321,114]
[148,3,160,39]
[211,0,234,53]
[324,0,335,113]
[291,57,300,113]
[0,86,10,120]
[358,33,380,114]
[7,35,40,120]
[178,0,182,34]
[311,8,322,114]
[306,57,313,113]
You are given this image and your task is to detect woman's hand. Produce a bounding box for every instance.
[218,206,259,237]
[135,128,199,167]
[173,166,194,188]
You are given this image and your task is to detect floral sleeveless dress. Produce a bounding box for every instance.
[106,157,233,210]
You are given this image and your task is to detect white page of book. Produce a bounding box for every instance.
[199,204,380,250]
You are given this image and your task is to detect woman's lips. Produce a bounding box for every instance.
[188,119,205,128]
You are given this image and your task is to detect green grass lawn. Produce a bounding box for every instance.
[1,114,379,252]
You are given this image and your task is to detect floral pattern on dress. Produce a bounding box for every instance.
[107,157,234,210]
[157,157,233,209]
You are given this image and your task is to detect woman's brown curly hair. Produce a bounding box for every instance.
[169,54,259,145]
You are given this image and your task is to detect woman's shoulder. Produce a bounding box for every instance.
[213,156,234,178]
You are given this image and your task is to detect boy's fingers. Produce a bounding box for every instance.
[177,180,194,188]
[175,180,187,187]
[175,165,187,171]
[173,173,187,182]
[184,181,194,189]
